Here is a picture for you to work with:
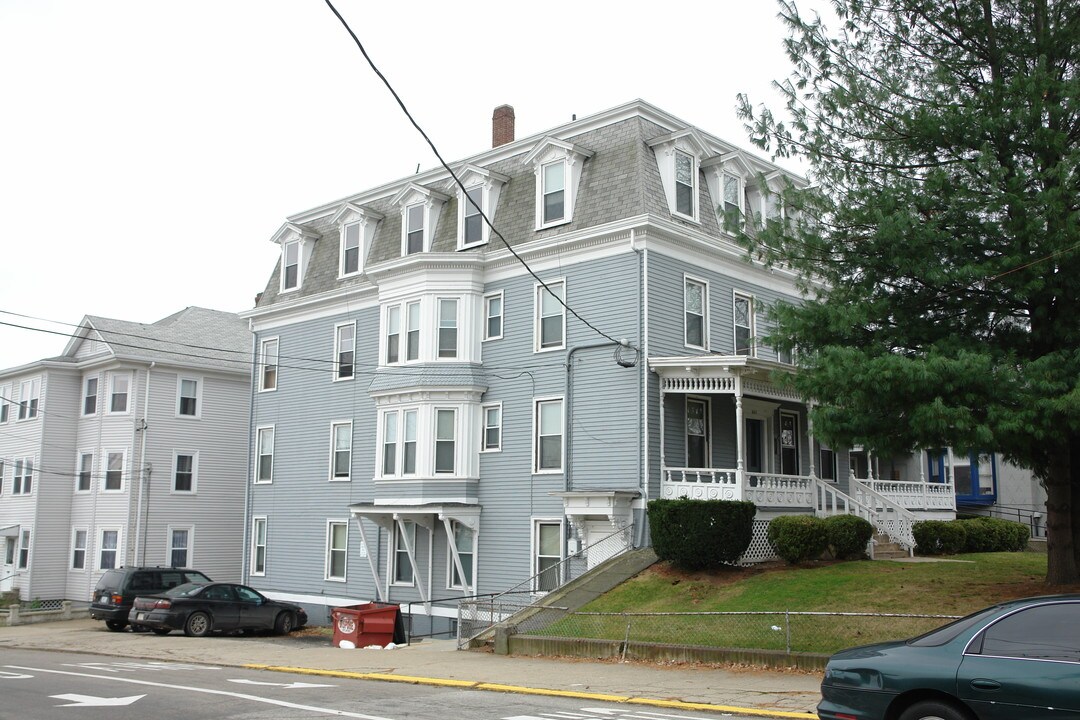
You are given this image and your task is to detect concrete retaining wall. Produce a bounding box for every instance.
[1,602,91,627]
[503,634,830,671]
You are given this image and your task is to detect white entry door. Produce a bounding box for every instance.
[1,535,15,592]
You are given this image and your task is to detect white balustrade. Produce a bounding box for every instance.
[743,472,815,508]
[864,479,956,511]
[661,468,740,501]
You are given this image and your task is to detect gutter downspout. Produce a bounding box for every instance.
[133,361,154,566]
[242,321,256,584]
[631,231,649,549]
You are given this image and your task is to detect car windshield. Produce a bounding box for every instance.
[908,605,1002,647]
[164,583,207,598]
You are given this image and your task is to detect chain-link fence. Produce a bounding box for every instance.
[502,608,960,655]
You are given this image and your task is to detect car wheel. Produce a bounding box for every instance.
[104,620,127,632]
[184,612,212,637]
[151,628,171,636]
[899,699,972,720]
[274,612,295,635]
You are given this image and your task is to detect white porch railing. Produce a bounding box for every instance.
[850,480,917,553]
[862,479,956,511]
[661,468,740,501]
[744,472,817,508]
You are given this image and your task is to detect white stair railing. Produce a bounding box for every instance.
[849,477,918,553]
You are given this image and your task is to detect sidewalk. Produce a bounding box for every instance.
[0,619,821,718]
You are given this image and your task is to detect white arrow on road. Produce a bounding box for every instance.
[0,670,33,679]
[51,693,145,707]
[228,679,336,689]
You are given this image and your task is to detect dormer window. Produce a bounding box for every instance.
[703,152,754,232]
[406,204,425,254]
[523,137,593,231]
[392,183,448,257]
[675,151,695,217]
[272,222,319,293]
[342,222,360,274]
[647,128,708,223]
[283,241,299,290]
[454,164,508,250]
[722,172,742,219]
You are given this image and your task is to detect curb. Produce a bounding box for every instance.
[245,663,818,719]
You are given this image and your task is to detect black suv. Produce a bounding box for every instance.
[89,567,211,631]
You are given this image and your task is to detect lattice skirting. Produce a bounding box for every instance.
[736,520,780,565]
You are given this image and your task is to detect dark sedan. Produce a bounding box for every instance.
[818,594,1080,720]
[130,582,307,637]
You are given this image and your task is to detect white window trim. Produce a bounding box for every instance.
[17,527,31,570]
[281,239,300,292]
[166,525,194,568]
[259,337,279,392]
[539,158,568,229]
[254,425,275,484]
[532,396,565,475]
[454,165,508,249]
[275,223,319,293]
[107,372,131,415]
[75,450,94,494]
[82,376,99,417]
[530,518,564,594]
[12,456,34,495]
[686,396,711,467]
[340,220,362,277]
[97,527,122,571]
[175,375,202,419]
[389,520,416,587]
[325,520,349,582]
[334,321,356,382]
[534,279,567,353]
[480,402,502,453]
[483,291,504,341]
[70,527,88,571]
[250,516,268,576]
[17,377,41,421]
[436,297,459,360]
[733,291,756,357]
[673,149,698,221]
[0,383,10,424]
[433,407,457,475]
[446,520,477,591]
[329,420,353,482]
[102,450,126,493]
[458,184,486,249]
[172,450,198,494]
[332,202,383,278]
[384,304,403,366]
[403,201,427,255]
[524,138,593,231]
[684,275,709,351]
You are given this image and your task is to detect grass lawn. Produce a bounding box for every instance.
[527,552,1079,654]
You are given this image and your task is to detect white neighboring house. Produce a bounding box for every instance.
[0,307,251,603]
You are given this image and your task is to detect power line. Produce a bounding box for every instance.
[321,0,634,352]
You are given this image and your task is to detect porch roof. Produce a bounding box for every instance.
[649,354,803,403]
[347,502,481,532]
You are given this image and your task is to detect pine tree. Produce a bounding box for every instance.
[738,0,1080,583]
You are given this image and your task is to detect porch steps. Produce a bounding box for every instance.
[872,533,910,560]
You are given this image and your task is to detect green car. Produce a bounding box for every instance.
[818,595,1080,720]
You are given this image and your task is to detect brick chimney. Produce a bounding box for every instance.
[492,104,515,148]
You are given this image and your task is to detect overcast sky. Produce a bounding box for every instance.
[0,0,812,371]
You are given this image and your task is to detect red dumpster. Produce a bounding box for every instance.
[331,602,401,648]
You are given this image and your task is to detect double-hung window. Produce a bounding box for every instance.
[405,203,425,254]
[381,410,417,476]
[326,521,348,581]
[250,517,267,575]
[13,458,33,494]
[330,422,352,481]
[18,378,39,420]
[342,221,361,275]
[536,281,566,351]
[18,529,31,569]
[484,292,503,340]
[98,529,119,570]
[534,521,561,592]
[109,373,129,413]
[0,384,10,423]
[462,186,483,246]
[406,301,420,361]
[449,522,474,589]
[434,409,456,474]
[71,529,87,570]
[437,299,458,359]
[674,150,695,217]
[260,338,279,391]
[169,528,190,567]
[733,293,755,356]
[174,452,195,492]
[335,323,355,380]
[282,240,300,290]
[105,452,124,491]
[177,378,199,417]
[392,521,415,584]
[255,427,274,483]
[722,172,742,222]
[542,161,565,225]
[534,399,564,473]
[684,278,707,349]
[77,452,93,492]
[83,377,98,415]
[385,306,401,364]
[482,404,501,452]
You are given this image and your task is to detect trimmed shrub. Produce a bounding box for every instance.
[767,515,829,564]
[824,514,874,560]
[913,520,967,555]
[960,517,1030,553]
[647,499,757,571]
